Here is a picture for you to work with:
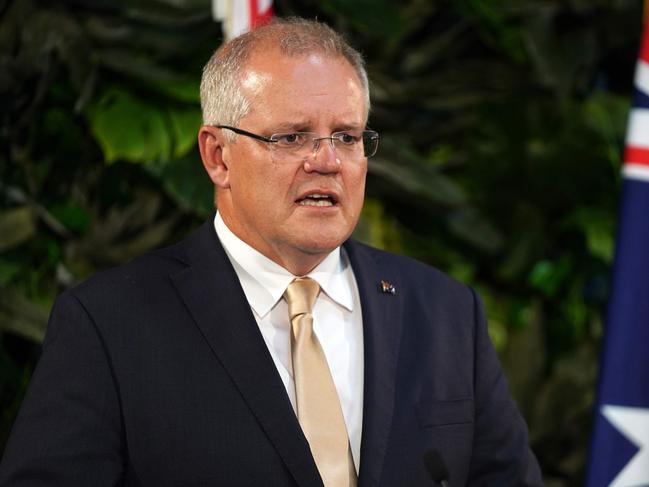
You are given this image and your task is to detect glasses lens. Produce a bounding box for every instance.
[269,133,313,163]
[269,133,310,150]
[362,131,379,158]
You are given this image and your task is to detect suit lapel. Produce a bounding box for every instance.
[344,241,404,487]
[169,220,323,487]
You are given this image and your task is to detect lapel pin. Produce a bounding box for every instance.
[380,280,396,295]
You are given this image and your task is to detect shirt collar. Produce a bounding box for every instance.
[214,212,354,317]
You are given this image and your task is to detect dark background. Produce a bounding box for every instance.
[0,1,644,485]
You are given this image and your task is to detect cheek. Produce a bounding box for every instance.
[229,150,278,200]
[346,166,367,210]
[233,163,294,216]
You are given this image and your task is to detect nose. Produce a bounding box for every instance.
[304,137,341,173]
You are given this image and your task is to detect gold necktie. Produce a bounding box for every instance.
[284,278,357,487]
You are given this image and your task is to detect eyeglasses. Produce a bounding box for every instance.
[215,125,380,161]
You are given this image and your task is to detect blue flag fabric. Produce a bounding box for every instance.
[585,21,649,487]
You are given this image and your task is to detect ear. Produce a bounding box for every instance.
[198,125,231,189]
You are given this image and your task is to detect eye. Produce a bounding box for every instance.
[271,133,306,147]
[336,132,360,145]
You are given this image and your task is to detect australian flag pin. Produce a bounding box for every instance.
[380,280,396,295]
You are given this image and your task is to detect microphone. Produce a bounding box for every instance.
[423,448,450,487]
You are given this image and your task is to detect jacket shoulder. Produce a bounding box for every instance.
[69,221,213,304]
[346,239,471,299]
[71,245,185,300]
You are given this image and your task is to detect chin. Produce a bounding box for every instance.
[289,216,358,255]
[296,232,348,256]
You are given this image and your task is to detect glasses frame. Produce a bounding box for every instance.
[214,125,380,159]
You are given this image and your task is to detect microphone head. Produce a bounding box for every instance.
[423,448,449,483]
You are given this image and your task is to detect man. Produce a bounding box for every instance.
[0,18,542,486]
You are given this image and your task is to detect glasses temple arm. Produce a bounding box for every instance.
[214,125,276,143]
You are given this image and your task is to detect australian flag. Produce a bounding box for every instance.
[586,19,649,487]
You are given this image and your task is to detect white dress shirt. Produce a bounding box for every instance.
[214,212,364,472]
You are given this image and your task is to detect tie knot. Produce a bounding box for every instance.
[284,277,320,319]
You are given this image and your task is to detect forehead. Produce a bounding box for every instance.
[239,49,367,127]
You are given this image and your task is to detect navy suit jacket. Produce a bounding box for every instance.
[0,218,542,486]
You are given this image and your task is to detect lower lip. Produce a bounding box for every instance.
[295,201,340,212]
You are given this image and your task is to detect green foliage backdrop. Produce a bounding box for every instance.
[0,0,643,484]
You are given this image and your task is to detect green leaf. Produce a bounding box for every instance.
[0,287,49,343]
[147,78,201,103]
[0,259,21,286]
[583,92,630,169]
[478,287,508,352]
[87,88,171,164]
[528,258,572,298]
[0,207,37,252]
[446,259,476,284]
[49,204,91,234]
[353,198,403,252]
[168,107,202,158]
[146,152,214,217]
[565,208,616,264]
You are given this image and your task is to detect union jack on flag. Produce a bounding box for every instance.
[623,27,649,182]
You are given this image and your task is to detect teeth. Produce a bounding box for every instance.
[297,193,334,207]
[299,199,333,207]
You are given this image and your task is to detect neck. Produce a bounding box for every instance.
[276,253,328,277]
[218,211,332,277]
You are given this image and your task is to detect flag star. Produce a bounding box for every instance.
[602,405,649,487]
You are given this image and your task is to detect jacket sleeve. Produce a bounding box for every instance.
[467,287,544,486]
[0,291,125,487]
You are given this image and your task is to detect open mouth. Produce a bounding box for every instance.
[296,193,337,207]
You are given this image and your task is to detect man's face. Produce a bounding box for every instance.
[211,49,368,273]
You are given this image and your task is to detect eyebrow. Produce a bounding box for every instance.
[333,123,364,132]
[270,121,309,132]
[269,120,364,133]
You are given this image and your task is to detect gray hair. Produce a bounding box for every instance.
[200,17,370,140]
